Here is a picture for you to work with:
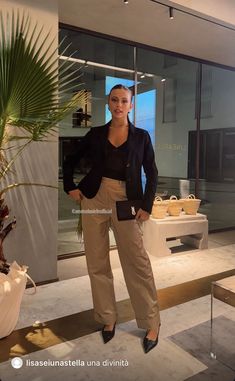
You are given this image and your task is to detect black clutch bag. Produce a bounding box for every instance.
[116,200,142,221]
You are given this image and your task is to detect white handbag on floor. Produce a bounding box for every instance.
[0,261,36,339]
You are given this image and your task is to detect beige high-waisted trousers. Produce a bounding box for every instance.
[81,177,160,330]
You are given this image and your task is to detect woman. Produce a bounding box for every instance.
[63,84,161,353]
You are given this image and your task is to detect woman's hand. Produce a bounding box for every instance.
[136,208,150,222]
[68,189,84,202]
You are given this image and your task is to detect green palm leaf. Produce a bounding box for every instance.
[0,10,86,186]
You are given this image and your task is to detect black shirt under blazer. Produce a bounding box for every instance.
[63,121,158,214]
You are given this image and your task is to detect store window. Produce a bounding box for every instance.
[58,30,135,256]
[58,27,235,256]
[196,65,235,230]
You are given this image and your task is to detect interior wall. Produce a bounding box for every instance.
[1,0,59,283]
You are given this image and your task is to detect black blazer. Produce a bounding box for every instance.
[63,121,158,214]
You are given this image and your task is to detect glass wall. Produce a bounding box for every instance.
[195,65,235,230]
[58,30,135,256]
[136,48,197,198]
[58,26,235,256]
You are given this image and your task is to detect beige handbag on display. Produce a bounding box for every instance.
[0,261,36,339]
[182,194,201,215]
[151,196,169,219]
[167,195,184,216]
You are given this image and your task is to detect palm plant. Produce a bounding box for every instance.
[0,11,85,267]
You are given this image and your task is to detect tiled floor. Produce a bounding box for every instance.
[1,231,235,381]
[0,296,234,381]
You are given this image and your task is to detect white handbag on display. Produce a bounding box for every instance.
[0,261,36,339]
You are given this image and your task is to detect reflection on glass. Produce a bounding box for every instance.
[105,75,135,123]
[196,65,235,230]
[135,89,157,190]
[136,47,197,202]
[58,30,135,256]
[58,27,235,257]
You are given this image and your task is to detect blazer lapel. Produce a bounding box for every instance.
[99,121,110,158]
[126,121,136,163]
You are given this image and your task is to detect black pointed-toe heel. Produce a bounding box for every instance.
[143,325,161,354]
[101,323,116,344]
[143,335,159,353]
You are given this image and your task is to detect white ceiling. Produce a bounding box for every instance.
[58,0,235,68]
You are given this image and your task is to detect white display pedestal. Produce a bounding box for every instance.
[142,213,208,257]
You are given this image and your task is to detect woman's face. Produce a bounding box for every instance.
[108,88,133,119]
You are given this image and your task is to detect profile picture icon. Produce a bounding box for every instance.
[11,357,23,369]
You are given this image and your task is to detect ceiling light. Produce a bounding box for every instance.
[59,56,156,77]
[169,7,174,19]
[124,0,129,4]
[161,78,166,82]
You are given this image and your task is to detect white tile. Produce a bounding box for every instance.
[0,323,206,381]
[17,245,235,329]
[3,294,235,381]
